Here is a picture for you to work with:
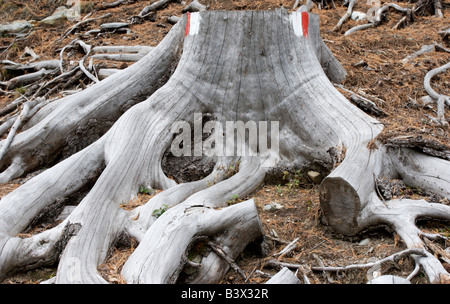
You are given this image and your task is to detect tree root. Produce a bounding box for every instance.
[423,61,450,125]
[345,3,413,35]
[332,0,356,32]
[0,10,448,285]
[0,19,185,182]
[360,194,450,283]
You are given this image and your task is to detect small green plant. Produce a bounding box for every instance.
[152,204,168,218]
[283,169,303,193]
[225,161,240,178]
[275,184,282,194]
[139,185,151,194]
[226,194,240,205]
[305,200,312,211]
[15,86,27,95]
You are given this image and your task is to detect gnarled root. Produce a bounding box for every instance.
[0,19,185,184]
[321,144,450,283]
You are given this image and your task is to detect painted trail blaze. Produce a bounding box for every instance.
[301,11,309,37]
[185,12,191,36]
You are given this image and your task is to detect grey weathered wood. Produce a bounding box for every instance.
[0,19,185,183]
[0,10,448,284]
[367,275,411,284]
[2,60,60,72]
[0,68,57,90]
[424,61,450,108]
[266,267,301,284]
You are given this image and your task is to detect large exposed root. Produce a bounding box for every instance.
[0,19,185,183]
[0,10,448,284]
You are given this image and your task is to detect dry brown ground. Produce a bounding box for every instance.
[0,0,449,284]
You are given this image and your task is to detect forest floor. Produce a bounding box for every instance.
[0,0,449,284]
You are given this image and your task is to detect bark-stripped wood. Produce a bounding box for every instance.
[0,10,448,284]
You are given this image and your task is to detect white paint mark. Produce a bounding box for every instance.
[189,12,201,36]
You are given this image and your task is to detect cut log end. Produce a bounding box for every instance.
[320,177,361,235]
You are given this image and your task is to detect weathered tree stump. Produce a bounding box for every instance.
[0,10,448,284]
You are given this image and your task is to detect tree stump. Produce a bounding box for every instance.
[0,10,448,284]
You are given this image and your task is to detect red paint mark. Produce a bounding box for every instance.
[185,12,191,36]
[301,12,309,38]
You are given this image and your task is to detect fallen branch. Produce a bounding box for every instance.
[273,237,299,257]
[413,0,444,18]
[424,61,450,105]
[74,40,99,84]
[350,94,387,117]
[439,27,450,41]
[132,0,181,23]
[0,96,25,117]
[384,135,450,160]
[311,248,427,272]
[100,0,131,9]
[32,65,80,98]
[98,68,120,80]
[207,240,247,281]
[0,100,33,161]
[2,60,60,72]
[91,45,154,62]
[402,43,450,63]
[333,0,356,32]
[345,3,413,35]
[59,13,112,41]
[0,68,57,90]
[423,61,450,125]
[335,84,387,117]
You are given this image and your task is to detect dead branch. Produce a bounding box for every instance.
[424,61,450,105]
[0,69,57,90]
[59,13,112,41]
[439,27,450,41]
[207,240,247,280]
[413,0,444,17]
[91,45,154,62]
[264,259,312,283]
[74,40,99,84]
[2,60,60,72]
[384,135,450,160]
[311,248,427,273]
[20,47,39,62]
[333,0,356,32]
[350,94,387,117]
[98,68,120,80]
[335,84,387,117]
[131,0,181,23]
[403,43,450,63]
[0,100,34,161]
[345,3,412,35]
[424,61,450,125]
[0,96,25,117]
[273,237,299,257]
[167,16,180,24]
[100,0,132,10]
